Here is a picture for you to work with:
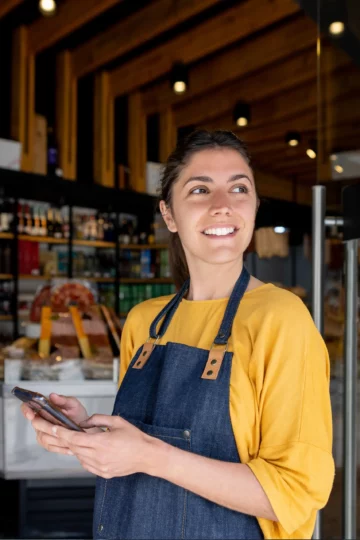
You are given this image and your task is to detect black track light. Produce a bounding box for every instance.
[233,102,251,127]
[170,63,188,95]
[285,131,301,147]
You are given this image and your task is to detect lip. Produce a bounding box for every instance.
[201,224,239,233]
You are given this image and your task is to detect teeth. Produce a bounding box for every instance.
[204,227,235,236]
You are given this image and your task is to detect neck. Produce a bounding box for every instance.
[185,258,244,301]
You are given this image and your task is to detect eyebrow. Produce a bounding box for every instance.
[183,174,253,187]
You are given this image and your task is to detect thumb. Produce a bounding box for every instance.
[79,414,122,430]
[49,393,76,408]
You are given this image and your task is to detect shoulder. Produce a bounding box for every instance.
[245,283,310,318]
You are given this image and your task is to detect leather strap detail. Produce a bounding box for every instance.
[201,347,226,380]
[132,342,155,370]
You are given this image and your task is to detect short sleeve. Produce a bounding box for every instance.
[247,296,335,535]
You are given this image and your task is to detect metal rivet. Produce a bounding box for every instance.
[136,361,142,366]
[99,524,104,532]
[142,351,147,356]
[183,429,190,439]
[211,359,217,365]
[207,370,213,376]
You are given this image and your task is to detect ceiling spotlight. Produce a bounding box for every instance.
[233,102,251,127]
[330,154,338,161]
[170,63,188,95]
[39,0,57,16]
[334,164,344,173]
[306,140,317,159]
[329,21,345,36]
[274,226,288,234]
[285,131,301,147]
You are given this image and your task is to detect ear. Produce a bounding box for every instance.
[159,200,178,233]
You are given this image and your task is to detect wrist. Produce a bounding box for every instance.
[140,434,172,477]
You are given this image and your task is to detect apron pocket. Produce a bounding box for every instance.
[93,421,191,540]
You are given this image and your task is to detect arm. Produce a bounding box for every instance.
[144,436,278,521]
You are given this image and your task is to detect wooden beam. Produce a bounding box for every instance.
[128,92,146,192]
[11,26,35,172]
[28,0,120,54]
[0,0,23,19]
[201,67,360,132]
[111,0,300,97]
[56,51,77,180]
[159,108,177,163]
[94,72,115,188]
[72,0,222,78]
[142,13,315,115]
[173,43,351,128]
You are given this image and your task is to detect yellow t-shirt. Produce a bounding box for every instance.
[119,283,335,540]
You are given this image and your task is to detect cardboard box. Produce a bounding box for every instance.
[0,138,22,170]
[33,114,47,175]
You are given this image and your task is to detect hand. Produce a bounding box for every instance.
[21,394,99,455]
[50,414,154,478]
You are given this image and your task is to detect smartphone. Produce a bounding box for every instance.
[12,386,85,432]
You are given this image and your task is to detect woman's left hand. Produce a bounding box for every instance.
[52,414,152,478]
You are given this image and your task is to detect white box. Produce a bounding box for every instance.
[0,138,22,170]
[146,161,163,196]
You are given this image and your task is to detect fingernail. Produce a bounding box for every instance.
[67,450,74,455]
[52,426,58,436]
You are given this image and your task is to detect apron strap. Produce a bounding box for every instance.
[213,266,250,345]
[149,278,190,339]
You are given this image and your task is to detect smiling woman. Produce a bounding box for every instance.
[24,130,335,540]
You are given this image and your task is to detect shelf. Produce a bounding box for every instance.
[120,244,168,250]
[120,278,173,284]
[73,239,116,248]
[19,274,66,280]
[120,312,128,318]
[18,234,67,244]
[75,276,115,283]
[0,274,13,280]
[0,232,14,240]
[0,315,13,321]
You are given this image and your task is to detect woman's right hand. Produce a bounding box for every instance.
[21,393,94,455]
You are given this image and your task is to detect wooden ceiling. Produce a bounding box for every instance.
[1,0,359,206]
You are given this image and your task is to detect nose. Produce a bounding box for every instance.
[209,192,232,216]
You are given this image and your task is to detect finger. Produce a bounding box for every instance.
[21,403,36,421]
[49,393,77,410]
[32,415,58,436]
[68,445,96,459]
[52,425,95,448]
[48,444,76,456]
[77,458,110,478]
[37,431,69,449]
[79,414,122,430]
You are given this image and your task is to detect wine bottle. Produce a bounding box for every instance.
[54,210,63,239]
[47,208,54,237]
[17,203,24,234]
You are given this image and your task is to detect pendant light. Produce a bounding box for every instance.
[39,0,57,16]
[306,140,317,159]
[170,63,188,95]
[285,131,301,147]
[233,102,251,127]
[329,21,345,36]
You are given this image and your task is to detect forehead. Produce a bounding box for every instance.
[179,148,252,180]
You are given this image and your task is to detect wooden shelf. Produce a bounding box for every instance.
[0,232,14,240]
[120,244,168,250]
[75,276,115,283]
[0,274,13,280]
[0,315,13,321]
[18,234,67,244]
[120,278,173,284]
[73,239,116,248]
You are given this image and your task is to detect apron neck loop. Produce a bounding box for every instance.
[149,278,190,340]
[213,266,250,345]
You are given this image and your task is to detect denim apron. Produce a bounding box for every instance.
[93,267,264,540]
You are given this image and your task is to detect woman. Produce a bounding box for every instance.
[22,130,334,540]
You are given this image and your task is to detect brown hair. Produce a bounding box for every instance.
[159,129,254,289]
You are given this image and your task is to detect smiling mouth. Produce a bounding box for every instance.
[202,227,239,238]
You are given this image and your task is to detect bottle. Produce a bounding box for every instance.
[97,213,104,241]
[32,207,40,236]
[24,205,33,236]
[54,210,63,239]
[47,208,54,237]
[47,127,58,176]
[40,207,47,236]
[0,201,9,233]
[122,220,131,245]
[17,203,24,234]
[131,222,139,245]
[147,223,155,245]
[62,212,70,239]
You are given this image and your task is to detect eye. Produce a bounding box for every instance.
[190,186,208,195]
[232,185,249,194]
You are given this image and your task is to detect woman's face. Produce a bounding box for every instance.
[160,148,257,267]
